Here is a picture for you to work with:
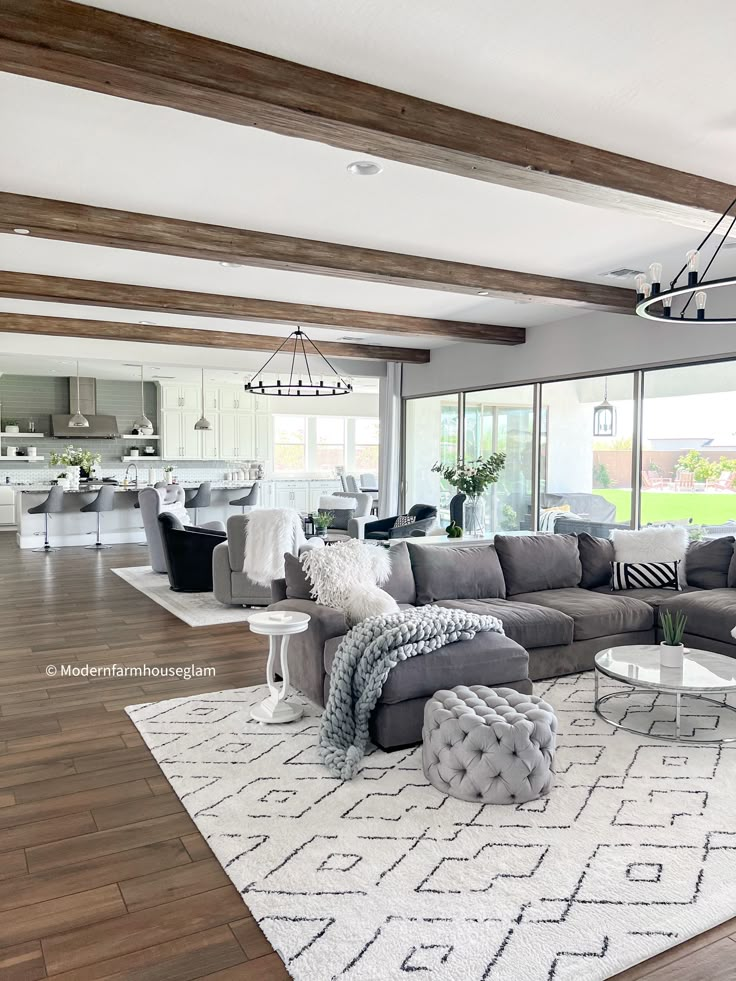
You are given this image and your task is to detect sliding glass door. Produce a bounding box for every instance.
[404,394,459,525]
[464,387,535,533]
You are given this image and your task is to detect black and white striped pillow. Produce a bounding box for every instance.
[611,560,681,591]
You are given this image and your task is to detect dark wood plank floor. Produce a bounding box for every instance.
[0,533,733,979]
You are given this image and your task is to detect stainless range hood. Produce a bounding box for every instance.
[51,377,120,438]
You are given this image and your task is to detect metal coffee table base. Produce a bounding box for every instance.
[594,669,736,744]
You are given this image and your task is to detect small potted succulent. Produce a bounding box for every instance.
[3,419,19,434]
[314,511,333,537]
[659,609,687,668]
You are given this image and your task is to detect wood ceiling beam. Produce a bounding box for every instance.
[0,193,627,315]
[0,313,431,364]
[0,0,733,230]
[0,270,525,345]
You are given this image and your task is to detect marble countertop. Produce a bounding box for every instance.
[14,482,255,494]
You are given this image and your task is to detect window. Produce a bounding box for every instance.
[642,363,736,532]
[273,415,306,472]
[464,387,535,533]
[315,417,345,472]
[540,375,635,534]
[404,395,459,525]
[354,417,379,475]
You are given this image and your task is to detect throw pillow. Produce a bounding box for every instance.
[343,584,399,626]
[611,560,681,591]
[577,532,615,589]
[394,514,417,528]
[494,534,582,595]
[319,507,353,531]
[612,526,688,585]
[687,536,735,589]
[408,543,506,604]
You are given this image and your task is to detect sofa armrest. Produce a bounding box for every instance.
[389,516,435,539]
[363,516,397,535]
[348,515,372,539]
[212,541,234,605]
[267,598,347,706]
[271,578,287,602]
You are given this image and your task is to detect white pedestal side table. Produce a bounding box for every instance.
[247,610,311,723]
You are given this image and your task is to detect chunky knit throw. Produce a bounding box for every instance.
[319,606,504,780]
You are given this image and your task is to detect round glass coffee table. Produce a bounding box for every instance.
[594,644,736,744]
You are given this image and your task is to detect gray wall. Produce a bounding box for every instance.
[0,375,158,469]
[403,312,736,397]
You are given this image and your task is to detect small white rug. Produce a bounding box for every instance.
[112,566,254,626]
[127,673,736,980]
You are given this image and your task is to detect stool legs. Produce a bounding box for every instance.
[32,513,57,553]
[85,513,110,550]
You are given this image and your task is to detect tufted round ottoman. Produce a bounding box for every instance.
[422,685,557,804]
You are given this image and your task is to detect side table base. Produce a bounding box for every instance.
[251,697,303,724]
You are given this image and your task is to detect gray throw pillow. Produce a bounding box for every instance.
[284,542,417,605]
[318,507,353,531]
[283,552,312,600]
[408,543,506,605]
[688,536,735,589]
[578,532,615,589]
[494,534,582,595]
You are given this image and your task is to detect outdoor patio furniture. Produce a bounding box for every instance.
[674,471,695,491]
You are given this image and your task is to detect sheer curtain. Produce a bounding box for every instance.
[378,363,402,517]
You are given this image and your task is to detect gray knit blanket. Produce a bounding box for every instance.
[319,606,504,779]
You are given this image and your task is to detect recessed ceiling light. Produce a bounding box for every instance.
[346,160,383,177]
[341,336,364,342]
[138,320,157,325]
[219,261,243,269]
[600,268,645,280]
[12,227,30,235]
[477,290,490,296]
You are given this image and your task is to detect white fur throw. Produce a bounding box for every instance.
[301,539,398,624]
[612,526,689,584]
[244,509,306,587]
[319,495,357,511]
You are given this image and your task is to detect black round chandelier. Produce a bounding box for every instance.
[245,327,354,397]
[635,193,736,324]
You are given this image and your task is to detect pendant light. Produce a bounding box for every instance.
[194,368,212,430]
[68,360,90,428]
[245,327,353,397]
[593,377,616,437]
[133,365,153,433]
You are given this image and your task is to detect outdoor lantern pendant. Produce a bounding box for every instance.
[68,359,90,428]
[245,327,353,397]
[194,367,212,430]
[635,192,736,324]
[593,378,616,437]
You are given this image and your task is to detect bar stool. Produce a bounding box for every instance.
[135,481,166,544]
[80,485,116,550]
[230,480,260,513]
[28,485,65,553]
[345,474,360,494]
[184,481,211,525]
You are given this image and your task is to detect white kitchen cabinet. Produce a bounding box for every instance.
[202,387,219,412]
[218,386,247,411]
[308,479,341,510]
[218,411,253,459]
[161,385,200,412]
[162,410,200,459]
[274,481,310,512]
[199,423,219,460]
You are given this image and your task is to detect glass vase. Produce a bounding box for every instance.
[463,495,486,537]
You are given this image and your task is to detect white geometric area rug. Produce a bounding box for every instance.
[126,673,736,981]
[112,566,253,626]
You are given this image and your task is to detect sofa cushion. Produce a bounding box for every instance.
[687,536,735,589]
[284,541,417,605]
[324,630,529,705]
[495,534,582,595]
[591,584,702,607]
[577,532,615,589]
[730,549,736,589]
[511,587,654,641]
[658,589,736,645]
[408,542,506,604]
[436,598,574,649]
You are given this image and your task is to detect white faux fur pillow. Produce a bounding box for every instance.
[319,495,357,510]
[612,526,689,584]
[343,584,399,626]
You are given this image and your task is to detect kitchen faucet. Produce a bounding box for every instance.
[124,463,139,486]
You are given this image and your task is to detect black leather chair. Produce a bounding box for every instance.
[158,512,226,592]
[363,504,438,541]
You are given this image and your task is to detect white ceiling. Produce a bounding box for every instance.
[1,1,734,374]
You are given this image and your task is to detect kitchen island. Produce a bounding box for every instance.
[12,476,341,548]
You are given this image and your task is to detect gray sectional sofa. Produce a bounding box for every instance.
[269,532,736,748]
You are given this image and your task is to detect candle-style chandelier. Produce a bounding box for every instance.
[245,327,354,397]
[635,193,736,324]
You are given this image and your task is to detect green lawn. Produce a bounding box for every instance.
[593,489,736,526]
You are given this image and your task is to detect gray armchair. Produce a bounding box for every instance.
[213,514,323,607]
[363,504,438,541]
[139,485,224,573]
[322,491,374,539]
